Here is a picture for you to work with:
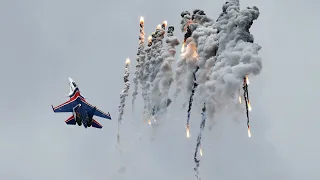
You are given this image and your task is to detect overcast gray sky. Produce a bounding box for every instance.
[0,0,319,179]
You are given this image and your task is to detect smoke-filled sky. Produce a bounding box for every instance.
[0,0,319,179]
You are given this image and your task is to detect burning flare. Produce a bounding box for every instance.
[147,35,152,46]
[162,20,167,27]
[181,43,185,52]
[125,58,130,64]
[186,125,190,138]
[247,126,252,137]
[132,16,146,110]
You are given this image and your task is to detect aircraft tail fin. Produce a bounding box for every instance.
[91,119,103,129]
[65,115,76,125]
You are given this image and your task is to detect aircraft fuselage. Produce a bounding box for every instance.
[73,101,94,129]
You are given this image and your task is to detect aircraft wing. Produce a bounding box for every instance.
[81,99,112,120]
[52,99,79,113]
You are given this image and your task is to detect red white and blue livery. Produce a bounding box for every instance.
[51,77,111,129]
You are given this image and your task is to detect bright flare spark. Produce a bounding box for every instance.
[140,16,144,23]
[148,119,151,125]
[247,127,252,137]
[200,147,203,156]
[246,75,250,85]
[181,43,185,52]
[239,96,242,104]
[162,20,167,27]
[248,101,252,111]
[125,58,130,64]
[186,125,190,138]
[190,43,198,58]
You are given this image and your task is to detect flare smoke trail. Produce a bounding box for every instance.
[132,17,145,110]
[183,9,214,137]
[194,103,206,180]
[186,66,199,138]
[157,25,179,112]
[184,40,199,100]
[178,9,219,131]
[147,25,179,125]
[190,10,218,111]
[202,0,262,123]
[174,11,192,98]
[140,37,152,119]
[117,58,131,143]
[146,21,167,117]
[242,76,252,137]
[177,10,208,138]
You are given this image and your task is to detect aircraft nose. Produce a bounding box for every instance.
[68,77,74,83]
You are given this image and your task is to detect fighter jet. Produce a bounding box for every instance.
[51,77,111,129]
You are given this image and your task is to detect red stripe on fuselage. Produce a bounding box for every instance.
[70,90,81,101]
[70,89,87,102]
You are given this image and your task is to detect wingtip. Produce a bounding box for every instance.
[108,112,112,120]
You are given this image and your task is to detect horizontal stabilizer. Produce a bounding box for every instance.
[92,119,103,129]
[65,115,76,125]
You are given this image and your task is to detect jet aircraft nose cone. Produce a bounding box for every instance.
[69,77,74,83]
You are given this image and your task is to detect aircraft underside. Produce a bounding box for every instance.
[75,111,93,127]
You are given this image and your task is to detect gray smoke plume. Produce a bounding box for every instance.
[117,59,131,142]
[203,0,262,120]
[180,11,192,32]
[140,41,152,118]
[174,11,192,98]
[159,26,179,107]
[187,10,219,111]
[145,22,167,117]
[173,47,187,98]
[184,39,199,97]
[132,17,145,110]
[150,25,179,118]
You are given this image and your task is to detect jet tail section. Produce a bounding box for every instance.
[91,119,103,129]
[65,115,76,125]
